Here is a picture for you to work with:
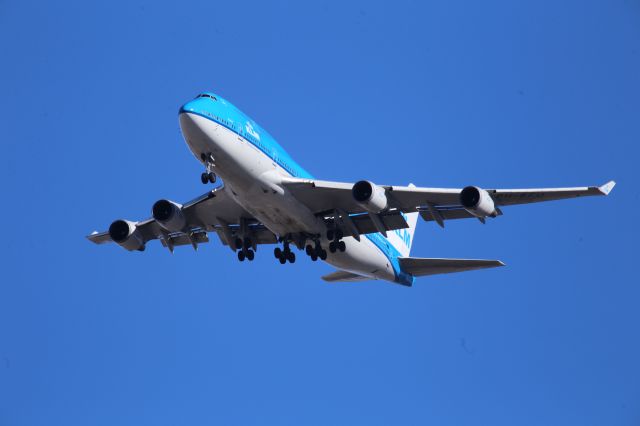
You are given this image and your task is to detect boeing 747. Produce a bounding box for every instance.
[87,92,615,286]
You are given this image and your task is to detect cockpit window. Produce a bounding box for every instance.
[197,93,217,101]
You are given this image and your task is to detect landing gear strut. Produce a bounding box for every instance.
[200,152,217,184]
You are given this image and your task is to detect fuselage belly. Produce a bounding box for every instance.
[179,111,397,283]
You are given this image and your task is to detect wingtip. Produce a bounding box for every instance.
[599,180,616,195]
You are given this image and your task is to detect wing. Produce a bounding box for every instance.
[86,185,277,252]
[282,178,615,228]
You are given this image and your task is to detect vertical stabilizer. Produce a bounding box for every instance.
[385,184,419,257]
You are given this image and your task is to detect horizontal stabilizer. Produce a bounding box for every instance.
[399,257,505,277]
[322,270,370,283]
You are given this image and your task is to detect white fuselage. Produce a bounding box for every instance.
[179,112,398,283]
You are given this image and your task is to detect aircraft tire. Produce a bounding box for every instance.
[238,251,245,262]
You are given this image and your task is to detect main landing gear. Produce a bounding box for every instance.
[272,235,332,264]
[236,237,255,262]
[326,229,346,253]
[200,152,217,184]
[305,240,327,262]
[274,242,295,264]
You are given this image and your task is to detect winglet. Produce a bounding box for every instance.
[598,180,616,196]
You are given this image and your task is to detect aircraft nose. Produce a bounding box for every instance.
[179,100,198,114]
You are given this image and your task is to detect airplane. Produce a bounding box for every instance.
[87,92,616,286]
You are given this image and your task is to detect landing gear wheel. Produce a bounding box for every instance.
[288,251,296,263]
[201,173,209,184]
[329,241,336,253]
[305,245,313,256]
[310,253,318,261]
[207,172,217,183]
[319,249,327,260]
[338,241,346,252]
[274,247,282,258]
[246,249,255,261]
[237,251,245,262]
[279,256,286,264]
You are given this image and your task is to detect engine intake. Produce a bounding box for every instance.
[152,199,185,232]
[352,180,388,213]
[108,219,145,251]
[460,186,497,218]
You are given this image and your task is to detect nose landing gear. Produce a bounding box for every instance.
[200,153,217,184]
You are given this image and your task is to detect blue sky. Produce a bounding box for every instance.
[1,0,639,424]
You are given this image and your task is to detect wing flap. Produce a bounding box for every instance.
[399,257,505,277]
[159,231,209,248]
[419,206,504,223]
[321,211,409,237]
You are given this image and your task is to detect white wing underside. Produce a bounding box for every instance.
[283,178,615,225]
[87,185,277,251]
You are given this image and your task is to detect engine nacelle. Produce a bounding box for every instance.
[152,199,186,232]
[460,186,497,218]
[352,180,388,213]
[108,219,145,251]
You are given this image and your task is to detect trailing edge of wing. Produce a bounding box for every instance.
[399,257,505,277]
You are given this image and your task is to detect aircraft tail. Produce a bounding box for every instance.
[385,184,419,257]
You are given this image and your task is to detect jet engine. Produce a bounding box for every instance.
[152,199,186,232]
[108,219,145,251]
[460,186,497,217]
[352,180,388,213]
